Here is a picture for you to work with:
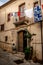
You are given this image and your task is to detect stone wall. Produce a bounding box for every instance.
[0,0,43,60]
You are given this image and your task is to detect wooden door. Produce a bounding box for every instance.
[18,31,23,52]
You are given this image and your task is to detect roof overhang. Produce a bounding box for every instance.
[0,0,16,9]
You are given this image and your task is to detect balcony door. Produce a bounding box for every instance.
[19,3,25,20]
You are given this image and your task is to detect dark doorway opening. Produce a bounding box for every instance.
[23,30,27,52]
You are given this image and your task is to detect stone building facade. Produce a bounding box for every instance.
[0,0,43,61]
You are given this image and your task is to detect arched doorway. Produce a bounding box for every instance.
[18,30,27,52]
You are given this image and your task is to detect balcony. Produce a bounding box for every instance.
[13,17,29,27]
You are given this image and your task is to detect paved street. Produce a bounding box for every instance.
[0,48,43,65]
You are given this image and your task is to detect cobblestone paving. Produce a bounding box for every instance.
[0,48,43,65]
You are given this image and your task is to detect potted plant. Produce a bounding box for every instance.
[24,47,31,60]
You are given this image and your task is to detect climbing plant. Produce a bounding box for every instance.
[24,29,36,44]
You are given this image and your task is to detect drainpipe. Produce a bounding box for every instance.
[40,0,43,61]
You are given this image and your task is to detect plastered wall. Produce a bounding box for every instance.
[27,23,42,60]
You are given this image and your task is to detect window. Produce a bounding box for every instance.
[33,1,38,7]
[7,13,10,21]
[5,36,8,42]
[1,24,4,31]
[19,3,25,20]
